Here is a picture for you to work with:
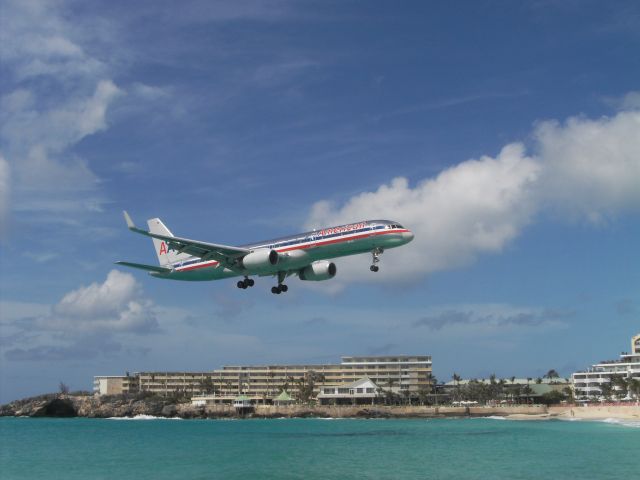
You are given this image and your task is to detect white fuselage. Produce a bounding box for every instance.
[152,220,413,281]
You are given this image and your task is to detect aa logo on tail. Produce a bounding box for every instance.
[159,242,168,255]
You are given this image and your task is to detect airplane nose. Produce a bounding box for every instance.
[403,231,414,243]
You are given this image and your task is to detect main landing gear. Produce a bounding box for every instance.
[237,277,255,289]
[271,284,288,294]
[370,247,383,272]
[271,271,288,294]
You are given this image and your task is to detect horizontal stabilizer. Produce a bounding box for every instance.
[115,261,172,273]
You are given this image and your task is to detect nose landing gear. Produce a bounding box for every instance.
[370,247,383,272]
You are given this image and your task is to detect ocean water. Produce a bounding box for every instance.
[1,417,639,479]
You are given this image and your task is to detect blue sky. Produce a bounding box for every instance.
[1,0,639,402]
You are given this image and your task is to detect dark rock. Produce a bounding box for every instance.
[32,398,77,417]
[161,404,177,417]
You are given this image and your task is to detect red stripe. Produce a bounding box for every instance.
[175,229,410,272]
[176,260,219,272]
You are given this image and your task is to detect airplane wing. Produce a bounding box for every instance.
[115,261,172,273]
[123,211,250,265]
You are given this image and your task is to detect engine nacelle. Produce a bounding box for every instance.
[299,260,337,281]
[240,249,279,271]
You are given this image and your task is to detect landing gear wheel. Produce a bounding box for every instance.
[237,280,247,289]
[272,271,288,294]
[247,278,255,287]
[370,247,383,273]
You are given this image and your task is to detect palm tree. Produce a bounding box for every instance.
[628,378,640,400]
[610,375,628,400]
[384,378,397,405]
[452,373,462,402]
[509,376,517,402]
[600,381,614,401]
[544,369,560,379]
[521,385,533,403]
[266,371,274,398]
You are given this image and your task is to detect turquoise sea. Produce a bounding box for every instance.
[1,417,639,479]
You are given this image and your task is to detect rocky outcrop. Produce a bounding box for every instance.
[0,394,189,418]
[31,398,77,417]
[2,393,564,419]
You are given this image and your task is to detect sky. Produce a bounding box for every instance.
[0,0,639,403]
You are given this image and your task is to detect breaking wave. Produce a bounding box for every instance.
[107,414,182,420]
[598,417,640,428]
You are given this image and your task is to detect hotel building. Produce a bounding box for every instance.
[572,333,640,400]
[94,355,433,402]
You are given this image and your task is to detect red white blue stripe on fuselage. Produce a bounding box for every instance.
[153,222,411,281]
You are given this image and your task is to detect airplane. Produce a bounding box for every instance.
[116,211,414,294]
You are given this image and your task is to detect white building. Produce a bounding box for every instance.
[317,377,381,405]
[572,333,640,401]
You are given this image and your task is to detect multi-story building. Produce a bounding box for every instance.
[572,333,640,401]
[93,355,433,402]
[93,375,139,396]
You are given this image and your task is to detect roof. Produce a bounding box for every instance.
[275,390,293,401]
[342,376,380,389]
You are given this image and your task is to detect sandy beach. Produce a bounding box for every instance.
[547,405,640,421]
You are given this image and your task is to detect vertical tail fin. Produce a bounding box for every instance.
[147,218,192,267]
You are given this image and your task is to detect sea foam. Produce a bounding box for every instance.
[107,414,182,421]
[598,417,640,428]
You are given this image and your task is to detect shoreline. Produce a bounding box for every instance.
[2,395,640,421]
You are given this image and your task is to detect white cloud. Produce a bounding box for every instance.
[1,271,161,362]
[307,143,540,282]
[306,108,640,285]
[130,82,171,100]
[1,81,122,217]
[2,270,158,339]
[619,91,640,110]
[45,270,158,334]
[0,0,105,81]
[534,111,640,223]
[3,79,122,163]
[0,0,123,226]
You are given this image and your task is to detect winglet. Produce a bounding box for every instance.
[123,210,136,230]
[122,211,149,235]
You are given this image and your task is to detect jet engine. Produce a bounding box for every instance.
[240,249,279,270]
[299,260,337,281]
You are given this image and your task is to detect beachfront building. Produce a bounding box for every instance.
[572,333,640,401]
[94,355,433,403]
[317,377,381,405]
[93,375,139,396]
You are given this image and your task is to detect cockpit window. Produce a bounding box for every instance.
[389,223,404,229]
